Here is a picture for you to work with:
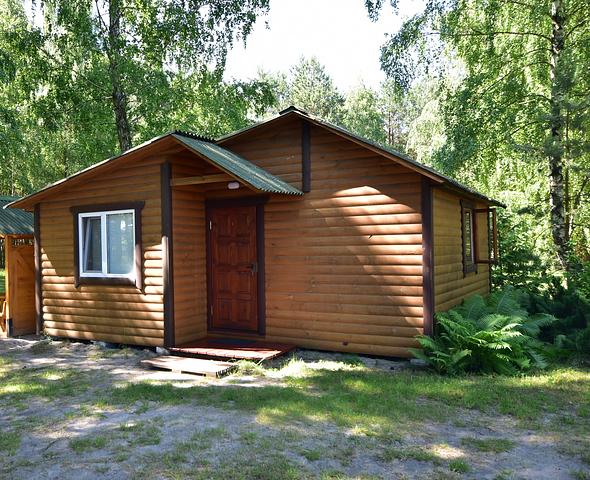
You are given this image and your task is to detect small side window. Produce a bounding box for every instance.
[461,200,477,274]
[79,210,135,277]
[72,202,143,288]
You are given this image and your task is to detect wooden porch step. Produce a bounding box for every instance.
[169,338,296,361]
[141,356,235,378]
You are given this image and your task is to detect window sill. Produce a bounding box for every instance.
[76,276,139,288]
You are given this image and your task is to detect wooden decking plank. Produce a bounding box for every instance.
[141,356,235,378]
[169,339,295,361]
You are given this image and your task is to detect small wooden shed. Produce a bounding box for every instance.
[0,196,36,337]
[8,108,502,357]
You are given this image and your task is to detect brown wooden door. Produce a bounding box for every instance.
[208,205,259,332]
[6,238,36,336]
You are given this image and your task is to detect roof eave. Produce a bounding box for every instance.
[7,132,177,210]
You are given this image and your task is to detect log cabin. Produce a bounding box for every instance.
[8,107,501,357]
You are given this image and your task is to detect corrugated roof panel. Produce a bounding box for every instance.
[0,196,34,235]
[172,134,303,196]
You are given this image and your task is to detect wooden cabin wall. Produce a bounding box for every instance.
[223,121,424,357]
[170,158,208,344]
[39,157,165,346]
[433,189,490,312]
[221,117,303,189]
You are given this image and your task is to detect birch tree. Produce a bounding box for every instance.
[34,0,269,152]
[366,0,590,272]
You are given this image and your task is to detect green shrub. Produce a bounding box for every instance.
[410,287,555,375]
[526,281,590,355]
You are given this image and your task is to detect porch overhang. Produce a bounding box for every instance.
[170,133,303,196]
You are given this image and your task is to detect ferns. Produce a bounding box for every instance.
[413,286,556,375]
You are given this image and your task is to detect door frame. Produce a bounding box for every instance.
[205,196,267,336]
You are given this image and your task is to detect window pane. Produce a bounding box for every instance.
[82,216,102,273]
[107,212,134,275]
[464,210,473,259]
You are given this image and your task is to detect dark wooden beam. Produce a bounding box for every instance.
[34,203,42,335]
[256,202,266,336]
[421,178,434,336]
[302,120,311,193]
[161,162,175,348]
[171,173,232,186]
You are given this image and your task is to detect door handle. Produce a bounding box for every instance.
[249,262,258,274]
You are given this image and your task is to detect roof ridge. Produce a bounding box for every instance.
[171,130,216,143]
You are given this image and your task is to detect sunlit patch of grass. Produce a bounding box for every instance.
[380,445,442,464]
[449,459,470,473]
[101,365,590,436]
[558,438,590,466]
[135,447,301,480]
[571,469,590,480]
[190,427,226,448]
[69,435,109,453]
[300,447,323,461]
[0,431,21,454]
[460,437,516,453]
[318,472,382,480]
[233,360,266,376]
[429,443,465,460]
[119,420,162,446]
[0,367,92,404]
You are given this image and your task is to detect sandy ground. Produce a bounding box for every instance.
[0,336,587,480]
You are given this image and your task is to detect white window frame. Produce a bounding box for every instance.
[78,209,136,279]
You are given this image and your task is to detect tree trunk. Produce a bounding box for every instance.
[108,0,132,152]
[548,0,569,271]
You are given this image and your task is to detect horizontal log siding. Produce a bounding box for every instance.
[224,122,423,357]
[433,189,490,312]
[223,118,303,189]
[40,158,165,346]
[171,158,208,344]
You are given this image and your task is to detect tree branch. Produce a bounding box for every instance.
[426,29,552,42]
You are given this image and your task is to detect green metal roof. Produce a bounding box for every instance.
[0,196,34,235]
[172,134,303,195]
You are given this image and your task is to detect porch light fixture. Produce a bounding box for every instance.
[228,181,240,190]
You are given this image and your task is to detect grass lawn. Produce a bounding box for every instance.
[0,339,589,479]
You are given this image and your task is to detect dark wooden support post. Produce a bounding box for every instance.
[161,162,175,348]
[421,178,434,336]
[256,203,266,335]
[34,204,42,335]
[302,120,311,193]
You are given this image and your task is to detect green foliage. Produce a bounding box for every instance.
[449,459,470,473]
[570,260,590,301]
[286,57,345,123]
[493,208,553,291]
[342,83,386,144]
[0,0,274,195]
[366,0,590,272]
[526,283,590,355]
[411,287,556,375]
